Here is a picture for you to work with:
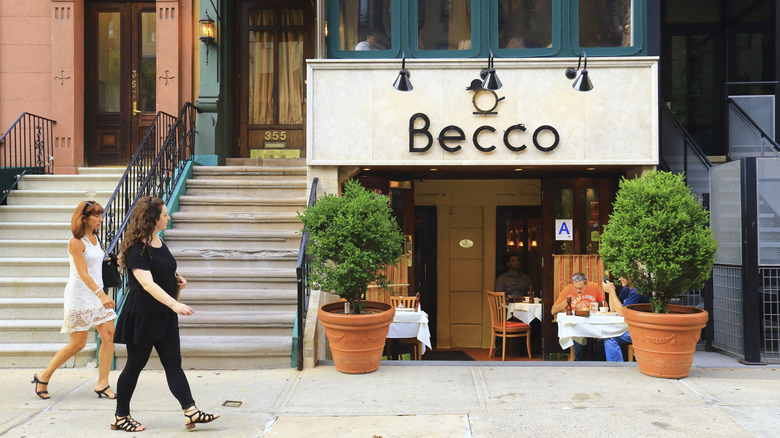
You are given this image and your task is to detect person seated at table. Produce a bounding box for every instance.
[551,272,605,361]
[602,277,651,362]
[494,253,532,303]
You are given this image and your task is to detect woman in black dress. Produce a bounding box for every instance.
[112,196,219,432]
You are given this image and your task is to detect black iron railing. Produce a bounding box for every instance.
[100,103,198,302]
[659,103,712,199]
[295,177,318,370]
[0,113,56,205]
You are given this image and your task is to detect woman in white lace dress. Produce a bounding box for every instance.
[32,201,118,400]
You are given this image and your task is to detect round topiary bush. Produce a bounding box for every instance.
[298,179,405,314]
[599,171,718,313]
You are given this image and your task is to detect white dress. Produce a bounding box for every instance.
[61,235,117,333]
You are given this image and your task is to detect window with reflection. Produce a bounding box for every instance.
[339,0,392,51]
[139,11,156,112]
[417,0,472,50]
[97,12,120,113]
[498,0,552,49]
[580,188,600,254]
[579,0,633,48]
[554,188,574,254]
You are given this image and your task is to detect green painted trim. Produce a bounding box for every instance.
[193,154,219,166]
[569,0,646,56]
[327,0,402,58]
[325,0,647,58]
[163,160,194,234]
[291,315,299,369]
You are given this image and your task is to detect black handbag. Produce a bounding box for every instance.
[102,253,122,288]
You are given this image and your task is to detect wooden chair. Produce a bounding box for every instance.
[486,290,531,360]
[390,295,418,310]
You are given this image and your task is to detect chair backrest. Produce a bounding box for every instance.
[366,254,410,303]
[389,295,418,309]
[552,254,604,303]
[485,290,507,333]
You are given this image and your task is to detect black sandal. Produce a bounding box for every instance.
[184,406,220,430]
[95,386,117,399]
[110,415,144,432]
[31,374,50,399]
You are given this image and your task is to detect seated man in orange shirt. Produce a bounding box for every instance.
[551,272,605,361]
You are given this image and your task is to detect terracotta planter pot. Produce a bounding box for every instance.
[623,304,708,379]
[318,301,395,374]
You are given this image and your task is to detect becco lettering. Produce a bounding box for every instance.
[408,113,560,154]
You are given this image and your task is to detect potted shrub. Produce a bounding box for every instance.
[298,179,404,374]
[600,171,718,378]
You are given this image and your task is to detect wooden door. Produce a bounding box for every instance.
[85,2,156,165]
[238,0,314,159]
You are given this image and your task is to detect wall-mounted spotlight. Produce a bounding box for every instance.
[393,52,413,92]
[481,50,502,90]
[565,51,593,91]
[199,11,216,65]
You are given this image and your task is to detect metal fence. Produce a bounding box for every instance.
[760,267,780,360]
[0,113,56,205]
[712,265,744,357]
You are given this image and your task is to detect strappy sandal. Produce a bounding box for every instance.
[94,386,117,399]
[31,374,50,399]
[110,415,145,432]
[184,406,220,430]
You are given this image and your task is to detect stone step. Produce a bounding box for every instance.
[0,205,77,222]
[178,310,295,336]
[179,289,297,312]
[0,240,68,257]
[0,258,69,277]
[18,174,122,191]
[175,267,297,290]
[193,165,306,180]
[114,335,292,370]
[0,319,95,343]
[0,277,68,298]
[185,179,306,198]
[0,222,71,239]
[168,249,298,270]
[163,229,301,250]
[3,189,113,206]
[0,298,64,319]
[170,212,302,231]
[76,167,127,175]
[0,343,96,368]
[225,158,306,167]
[177,195,306,214]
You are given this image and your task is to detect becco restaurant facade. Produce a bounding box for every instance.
[305,0,657,359]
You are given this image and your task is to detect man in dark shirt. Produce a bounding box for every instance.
[603,277,651,362]
[494,253,533,302]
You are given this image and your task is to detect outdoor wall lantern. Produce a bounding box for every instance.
[481,51,502,91]
[199,11,216,65]
[393,52,413,92]
[565,51,593,91]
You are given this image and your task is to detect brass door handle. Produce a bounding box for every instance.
[132,102,142,115]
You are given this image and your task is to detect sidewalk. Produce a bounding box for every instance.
[2,352,778,437]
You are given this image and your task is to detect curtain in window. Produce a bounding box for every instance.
[248,10,273,124]
[279,9,304,124]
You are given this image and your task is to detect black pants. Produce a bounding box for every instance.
[115,333,194,416]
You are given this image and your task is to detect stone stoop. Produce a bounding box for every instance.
[0,167,125,368]
[114,162,306,370]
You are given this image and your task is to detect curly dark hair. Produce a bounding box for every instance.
[120,196,164,268]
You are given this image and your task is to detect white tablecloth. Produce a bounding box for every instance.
[556,313,628,349]
[506,300,543,324]
[386,309,432,354]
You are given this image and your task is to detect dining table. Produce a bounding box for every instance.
[556,312,629,350]
[386,308,432,356]
[506,298,543,324]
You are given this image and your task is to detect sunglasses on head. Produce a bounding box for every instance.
[83,200,95,214]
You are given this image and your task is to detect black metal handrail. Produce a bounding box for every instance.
[100,103,198,302]
[0,113,56,205]
[296,176,318,370]
[660,103,713,170]
[726,97,780,155]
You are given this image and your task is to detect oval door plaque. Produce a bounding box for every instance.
[459,239,474,248]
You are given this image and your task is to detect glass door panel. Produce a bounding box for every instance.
[97,12,121,113]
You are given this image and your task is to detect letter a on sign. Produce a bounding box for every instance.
[555,219,573,241]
